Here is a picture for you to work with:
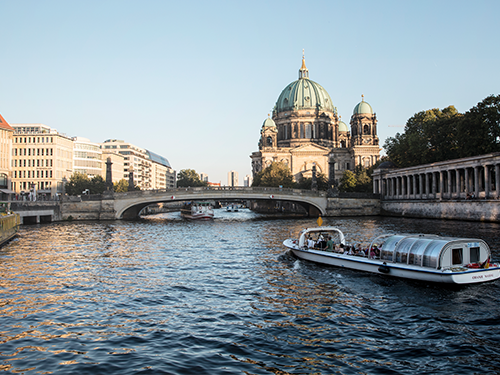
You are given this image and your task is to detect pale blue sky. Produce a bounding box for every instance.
[1,0,499,184]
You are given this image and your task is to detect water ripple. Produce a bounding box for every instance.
[0,213,499,374]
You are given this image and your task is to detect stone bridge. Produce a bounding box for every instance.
[113,186,328,219]
[10,187,382,223]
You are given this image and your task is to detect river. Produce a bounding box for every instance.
[1,210,499,374]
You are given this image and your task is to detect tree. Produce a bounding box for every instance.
[295,172,329,190]
[177,169,208,187]
[89,175,106,194]
[353,165,371,192]
[457,95,500,158]
[65,173,109,195]
[113,179,129,193]
[384,106,461,167]
[65,172,91,196]
[338,170,356,192]
[252,162,294,188]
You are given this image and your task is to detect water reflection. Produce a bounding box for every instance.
[0,213,499,374]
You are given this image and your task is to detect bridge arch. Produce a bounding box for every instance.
[113,187,328,219]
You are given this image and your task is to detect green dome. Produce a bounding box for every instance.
[262,117,276,128]
[338,120,348,132]
[275,78,336,114]
[353,99,373,115]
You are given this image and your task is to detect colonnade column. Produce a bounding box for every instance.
[474,166,480,198]
[439,171,444,200]
[447,170,452,199]
[496,164,500,198]
[465,168,470,194]
[431,172,437,198]
[484,165,490,199]
[413,174,417,198]
[419,174,424,199]
[425,173,429,198]
[456,169,461,198]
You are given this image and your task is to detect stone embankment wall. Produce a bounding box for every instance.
[381,200,500,222]
[61,199,115,221]
[326,198,380,217]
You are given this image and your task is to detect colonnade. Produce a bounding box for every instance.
[372,153,500,200]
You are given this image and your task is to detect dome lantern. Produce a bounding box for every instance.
[299,49,309,79]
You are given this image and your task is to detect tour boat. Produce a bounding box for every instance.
[226,204,239,212]
[283,226,500,284]
[180,201,214,220]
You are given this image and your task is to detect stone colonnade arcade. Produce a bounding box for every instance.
[373,153,500,200]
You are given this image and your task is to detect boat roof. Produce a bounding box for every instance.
[298,227,346,247]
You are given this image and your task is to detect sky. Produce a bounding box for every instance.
[1,0,499,185]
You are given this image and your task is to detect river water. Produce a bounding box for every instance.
[1,210,499,374]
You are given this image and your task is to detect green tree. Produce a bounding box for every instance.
[252,162,294,188]
[65,172,91,196]
[295,172,329,190]
[457,95,500,157]
[90,175,106,194]
[353,165,371,192]
[177,169,208,187]
[113,179,129,193]
[384,106,461,167]
[338,170,356,192]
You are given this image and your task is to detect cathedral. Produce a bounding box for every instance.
[250,55,381,185]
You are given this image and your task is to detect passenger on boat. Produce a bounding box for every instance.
[307,236,315,249]
[355,244,365,256]
[369,248,376,259]
[316,234,326,249]
[326,236,334,252]
[348,246,355,255]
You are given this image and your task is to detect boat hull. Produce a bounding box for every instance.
[180,212,214,220]
[284,240,500,284]
[0,213,20,247]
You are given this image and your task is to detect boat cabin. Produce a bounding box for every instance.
[372,234,491,269]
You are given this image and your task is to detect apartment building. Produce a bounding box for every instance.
[11,124,73,197]
[0,114,14,198]
[73,137,103,178]
[101,140,175,190]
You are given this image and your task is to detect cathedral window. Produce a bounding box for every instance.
[364,125,370,135]
[267,136,273,146]
[305,123,312,139]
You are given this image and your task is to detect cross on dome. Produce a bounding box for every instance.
[299,49,309,79]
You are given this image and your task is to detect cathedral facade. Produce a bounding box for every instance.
[250,56,381,184]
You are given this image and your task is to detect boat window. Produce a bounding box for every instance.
[452,248,463,265]
[422,241,443,268]
[470,247,480,263]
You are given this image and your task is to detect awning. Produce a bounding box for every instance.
[0,189,16,194]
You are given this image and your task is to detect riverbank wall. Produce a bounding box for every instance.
[381,200,500,222]
[10,197,500,224]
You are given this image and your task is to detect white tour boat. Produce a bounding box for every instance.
[180,201,214,220]
[283,226,500,284]
[226,204,239,212]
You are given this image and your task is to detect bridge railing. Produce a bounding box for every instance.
[111,186,327,198]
